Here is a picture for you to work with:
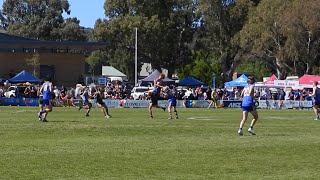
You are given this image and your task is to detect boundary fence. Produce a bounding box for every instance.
[0,98,313,109]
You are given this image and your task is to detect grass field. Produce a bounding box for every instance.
[1,106,320,179]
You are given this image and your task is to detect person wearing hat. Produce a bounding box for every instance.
[23,82,31,98]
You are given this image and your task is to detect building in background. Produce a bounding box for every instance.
[0,33,109,86]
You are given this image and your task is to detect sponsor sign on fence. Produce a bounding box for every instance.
[0,98,314,109]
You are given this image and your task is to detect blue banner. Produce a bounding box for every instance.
[221,100,242,108]
[0,98,39,106]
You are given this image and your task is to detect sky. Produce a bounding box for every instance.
[0,0,106,28]
[66,0,105,28]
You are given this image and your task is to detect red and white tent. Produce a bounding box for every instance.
[263,74,278,85]
[299,74,320,85]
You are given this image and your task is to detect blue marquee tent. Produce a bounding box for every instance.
[224,74,248,87]
[9,70,40,83]
[178,76,204,86]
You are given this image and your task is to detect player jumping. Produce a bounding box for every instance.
[148,73,166,119]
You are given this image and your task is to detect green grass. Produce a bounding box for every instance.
[0,107,320,179]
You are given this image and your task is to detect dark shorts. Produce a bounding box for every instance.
[39,98,43,105]
[314,100,320,106]
[150,92,159,106]
[242,106,254,112]
[97,100,105,106]
[83,100,92,106]
[42,99,51,106]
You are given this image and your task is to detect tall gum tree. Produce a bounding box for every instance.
[93,0,198,80]
[1,0,86,41]
[196,0,257,82]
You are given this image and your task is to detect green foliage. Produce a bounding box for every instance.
[94,0,197,79]
[235,60,272,81]
[1,0,86,41]
[238,0,320,78]
[2,107,320,179]
[26,53,40,77]
[85,51,102,76]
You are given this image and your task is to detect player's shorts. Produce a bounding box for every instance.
[83,100,90,106]
[150,92,159,106]
[168,99,177,107]
[242,106,254,112]
[97,100,105,106]
[42,99,51,106]
[313,100,320,106]
[39,97,44,105]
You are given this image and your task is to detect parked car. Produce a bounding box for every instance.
[4,86,17,98]
[130,86,150,100]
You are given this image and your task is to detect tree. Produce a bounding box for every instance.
[235,59,271,81]
[1,0,86,41]
[85,51,101,78]
[26,53,40,77]
[94,0,198,81]
[238,0,320,78]
[196,0,257,82]
[280,0,320,75]
[238,0,293,79]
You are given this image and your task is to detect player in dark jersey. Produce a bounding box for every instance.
[37,81,44,121]
[312,81,320,120]
[94,87,111,118]
[148,73,166,118]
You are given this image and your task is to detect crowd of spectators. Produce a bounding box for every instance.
[0,81,316,104]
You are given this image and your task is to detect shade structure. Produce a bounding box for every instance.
[263,74,278,85]
[102,66,127,80]
[299,74,320,85]
[8,70,40,83]
[178,76,204,86]
[140,70,174,83]
[224,74,248,87]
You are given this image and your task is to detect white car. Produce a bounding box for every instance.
[131,86,150,100]
[4,86,17,98]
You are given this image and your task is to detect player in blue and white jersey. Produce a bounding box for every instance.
[38,77,53,122]
[165,86,179,119]
[311,81,320,120]
[78,87,92,117]
[238,77,258,135]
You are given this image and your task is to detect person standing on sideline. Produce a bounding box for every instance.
[311,81,320,120]
[94,87,112,119]
[238,77,258,135]
[208,89,218,109]
[38,77,53,122]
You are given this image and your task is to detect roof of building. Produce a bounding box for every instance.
[0,32,110,50]
[102,66,127,78]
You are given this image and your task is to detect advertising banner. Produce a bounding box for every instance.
[0,98,39,106]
